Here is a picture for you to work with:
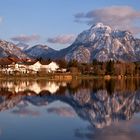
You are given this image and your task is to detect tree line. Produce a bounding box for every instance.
[53,59,140,76]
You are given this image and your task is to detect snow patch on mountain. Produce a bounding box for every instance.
[25,44,57,59]
[59,22,140,62]
[65,46,91,63]
[0,40,29,59]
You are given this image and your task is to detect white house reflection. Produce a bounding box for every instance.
[0,79,140,129]
[0,81,67,94]
[0,79,140,140]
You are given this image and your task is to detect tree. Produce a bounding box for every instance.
[92,59,98,65]
[105,79,115,95]
[56,59,68,68]
[114,62,126,76]
[125,63,135,76]
[68,59,79,67]
[106,60,115,75]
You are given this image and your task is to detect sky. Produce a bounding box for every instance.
[0,0,140,50]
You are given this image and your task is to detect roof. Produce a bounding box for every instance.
[0,58,13,65]
[21,60,37,65]
[39,60,52,65]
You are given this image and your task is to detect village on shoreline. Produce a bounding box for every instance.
[0,57,140,80]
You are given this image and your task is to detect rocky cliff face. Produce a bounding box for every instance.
[58,23,140,62]
[24,44,57,59]
[0,40,29,59]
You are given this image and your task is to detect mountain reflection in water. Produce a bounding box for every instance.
[0,79,140,130]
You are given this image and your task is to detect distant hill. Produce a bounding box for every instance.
[24,44,57,59]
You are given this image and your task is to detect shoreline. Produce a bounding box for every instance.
[0,73,140,81]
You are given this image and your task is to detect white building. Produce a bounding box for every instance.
[28,61,42,72]
[28,61,59,73]
[1,61,60,74]
[46,62,59,72]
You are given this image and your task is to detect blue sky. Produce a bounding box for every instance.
[0,0,140,49]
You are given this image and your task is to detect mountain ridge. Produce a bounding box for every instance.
[57,23,140,62]
[24,44,57,59]
[0,23,140,62]
[0,40,29,60]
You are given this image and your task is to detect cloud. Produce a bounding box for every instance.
[47,34,76,44]
[11,34,40,43]
[74,6,140,34]
[47,107,76,117]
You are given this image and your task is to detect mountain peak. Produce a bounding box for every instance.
[74,22,112,44]
[16,43,29,50]
[24,44,57,59]
[91,22,105,28]
[60,23,140,62]
[90,22,112,32]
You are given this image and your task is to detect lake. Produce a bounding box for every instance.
[0,78,140,140]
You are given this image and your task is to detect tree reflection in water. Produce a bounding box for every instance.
[0,79,140,128]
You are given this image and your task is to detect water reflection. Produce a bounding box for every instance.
[0,80,67,94]
[47,106,76,117]
[75,120,140,140]
[0,79,140,139]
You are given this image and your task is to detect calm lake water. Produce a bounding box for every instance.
[0,79,140,140]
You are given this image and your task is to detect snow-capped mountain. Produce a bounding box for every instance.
[1,23,140,62]
[24,44,57,59]
[58,23,140,62]
[16,43,29,50]
[0,40,29,59]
